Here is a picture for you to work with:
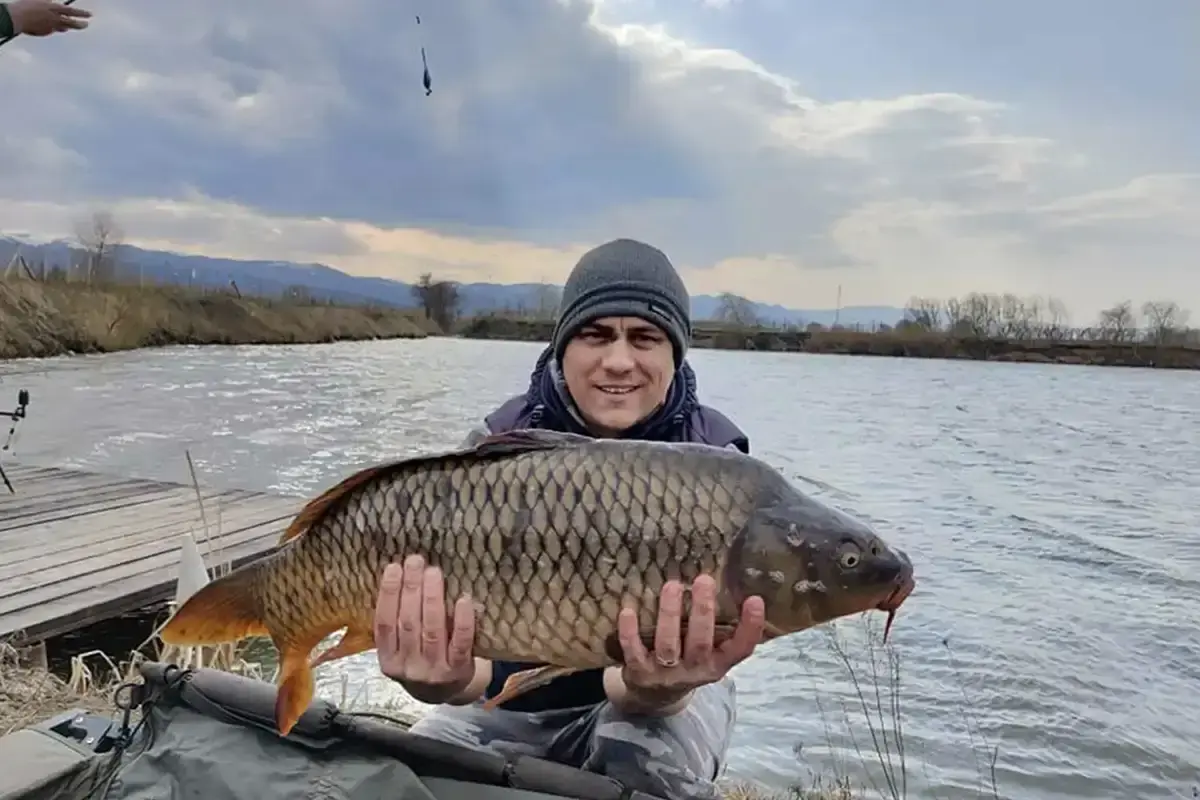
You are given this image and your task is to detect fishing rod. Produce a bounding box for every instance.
[0,386,30,494]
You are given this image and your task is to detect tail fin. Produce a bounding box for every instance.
[159,561,268,646]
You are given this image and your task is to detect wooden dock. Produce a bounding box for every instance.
[0,461,303,645]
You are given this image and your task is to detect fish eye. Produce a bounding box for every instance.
[838,543,862,569]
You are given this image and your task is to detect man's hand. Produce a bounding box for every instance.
[374,554,488,705]
[6,0,91,37]
[606,574,765,716]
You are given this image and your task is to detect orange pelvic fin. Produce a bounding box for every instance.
[274,642,321,737]
[480,664,584,711]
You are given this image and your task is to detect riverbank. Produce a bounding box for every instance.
[458,314,1200,369]
[0,280,440,360]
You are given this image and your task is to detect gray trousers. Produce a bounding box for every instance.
[407,677,738,800]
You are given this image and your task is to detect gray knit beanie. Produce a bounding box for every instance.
[551,238,692,366]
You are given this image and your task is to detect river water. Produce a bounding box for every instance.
[2,338,1197,800]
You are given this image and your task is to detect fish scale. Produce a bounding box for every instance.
[160,428,916,737]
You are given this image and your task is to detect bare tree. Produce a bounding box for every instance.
[1096,301,1137,342]
[955,292,1000,339]
[532,283,562,321]
[1042,296,1071,339]
[901,296,943,330]
[74,210,123,284]
[1140,300,1190,345]
[715,292,760,327]
[412,272,462,333]
[887,291,1192,344]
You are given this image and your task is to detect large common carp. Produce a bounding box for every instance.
[160,429,916,735]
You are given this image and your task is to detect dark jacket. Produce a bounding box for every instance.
[465,345,750,712]
[1,5,15,40]
[468,344,749,452]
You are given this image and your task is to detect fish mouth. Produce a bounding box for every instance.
[877,548,915,612]
[878,572,915,613]
[876,553,915,644]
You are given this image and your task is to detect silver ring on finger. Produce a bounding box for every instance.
[655,651,680,668]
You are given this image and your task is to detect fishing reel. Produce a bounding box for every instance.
[1,386,30,494]
[4,387,29,435]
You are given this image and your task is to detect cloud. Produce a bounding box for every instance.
[0,0,1195,323]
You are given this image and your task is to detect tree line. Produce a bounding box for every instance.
[899,293,1193,345]
[712,291,1194,346]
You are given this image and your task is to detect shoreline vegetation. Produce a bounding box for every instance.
[3,257,1196,369]
[0,277,438,361]
[457,293,1200,370]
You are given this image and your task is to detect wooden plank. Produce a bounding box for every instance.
[0,464,151,496]
[0,464,178,504]
[1,462,194,499]
[0,491,297,579]
[0,500,295,616]
[0,484,177,530]
[0,490,296,562]
[0,461,306,644]
[0,480,162,510]
[0,487,220,547]
[1,521,289,644]
[0,482,236,537]
[0,469,163,497]
[0,463,75,485]
[0,496,298,592]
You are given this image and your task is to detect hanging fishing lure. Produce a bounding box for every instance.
[416,14,432,96]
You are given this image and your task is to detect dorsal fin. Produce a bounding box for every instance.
[278,462,400,544]
[277,428,593,545]
[472,428,593,456]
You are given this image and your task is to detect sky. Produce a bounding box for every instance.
[1,0,1196,323]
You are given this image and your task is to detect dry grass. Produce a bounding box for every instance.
[0,279,440,360]
[0,636,260,733]
[720,777,856,800]
[0,640,125,736]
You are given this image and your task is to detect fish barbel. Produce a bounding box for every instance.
[159,429,916,735]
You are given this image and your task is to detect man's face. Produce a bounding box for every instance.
[560,316,675,437]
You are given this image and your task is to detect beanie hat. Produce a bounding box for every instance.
[551,238,692,366]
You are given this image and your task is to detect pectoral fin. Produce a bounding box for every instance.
[480,665,585,711]
[310,625,374,669]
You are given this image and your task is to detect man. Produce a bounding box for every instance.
[0,0,91,42]
[374,238,763,800]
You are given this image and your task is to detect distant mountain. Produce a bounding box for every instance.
[0,235,904,328]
